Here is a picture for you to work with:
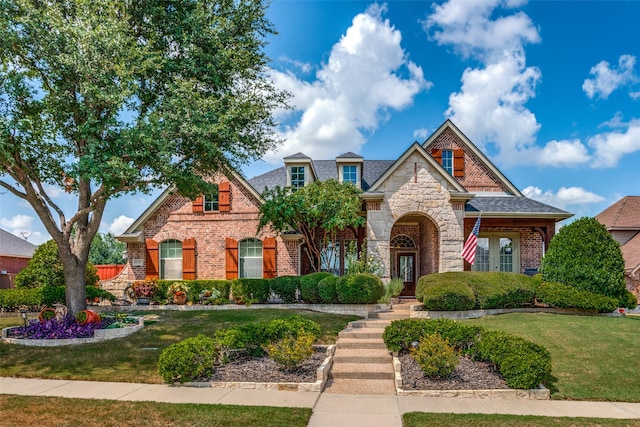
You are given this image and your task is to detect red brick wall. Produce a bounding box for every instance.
[126,174,298,281]
[0,255,30,274]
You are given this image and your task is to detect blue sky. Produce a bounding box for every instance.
[1,0,639,245]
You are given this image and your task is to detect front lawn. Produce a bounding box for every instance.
[404,412,640,427]
[463,313,640,401]
[0,395,312,427]
[0,309,359,383]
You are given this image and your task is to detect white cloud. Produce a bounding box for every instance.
[413,128,430,141]
[0,214,48,244]
[582,55,637,100]
[530,139,591,167]
[425,0,544,166]
[264,3,430,162]
[588,118,640,168]
[107,215,134,236]
[523,186,604,210]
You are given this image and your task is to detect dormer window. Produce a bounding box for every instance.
[204,184,219,211]
[291,166,305,189]
[343,165,357,185]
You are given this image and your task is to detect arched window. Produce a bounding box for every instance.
[160,239,182,280]
[390,234,416,249]
[239,238,262,278]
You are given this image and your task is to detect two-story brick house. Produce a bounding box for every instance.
[115,120,571,297]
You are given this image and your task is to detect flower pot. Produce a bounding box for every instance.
[38,308,56,323]
[136,297,152,305]
[173,293,187,305]
[76,309,101,325]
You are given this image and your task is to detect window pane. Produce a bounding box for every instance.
[291,166,305,189]
[343,165,357,185]
[471,237,489,272]
[204,184,219,211]
[321,241,340,275]
[442,150,453,175]
[239,238,262,278]
[160,240,182,279]
[500,238,513,272]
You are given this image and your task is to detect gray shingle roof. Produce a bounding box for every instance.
[247,160,395,193]
[465,196,571,216]
[0,228,38,258]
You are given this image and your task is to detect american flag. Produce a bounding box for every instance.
[461,216,481,265]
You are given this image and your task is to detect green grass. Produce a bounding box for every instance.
[403,412,640,427]
[0,309,358,384]
[0,395,312,427]
[463,313,640,401]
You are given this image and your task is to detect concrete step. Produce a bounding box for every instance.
[338,328,385,339]
[332,348,392,364]
[336,338,387,350]
[368,311,410,320]
[330,362,394,380]
[323,378,397,395]
[348,319,392,329]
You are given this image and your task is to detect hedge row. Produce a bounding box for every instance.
[535,281,619,312]
[382,318,551,389]
[0,286,115,311]
[416,272,537,311]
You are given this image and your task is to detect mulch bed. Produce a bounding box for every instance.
[399,353,508,390]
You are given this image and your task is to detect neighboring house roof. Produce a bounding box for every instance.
[0,228,38,258]
[595,196,640,231]
[621,232,640,274]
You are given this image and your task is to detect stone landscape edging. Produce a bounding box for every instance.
[1,316,144,347]
[180,344,335,392]
[409,306,625,319]
[392,356,550,399]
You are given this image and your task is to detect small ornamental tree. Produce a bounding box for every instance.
[542,217,627,303]
[15,240,99,289]
[89,232,126,265]
[258,179,365,271]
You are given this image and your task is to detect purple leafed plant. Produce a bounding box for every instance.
[14,315,117,340]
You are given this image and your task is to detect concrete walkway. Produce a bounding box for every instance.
[2,377,640,426]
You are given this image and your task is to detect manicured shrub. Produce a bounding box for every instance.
[86,286,116,302]
[300,272,333,303]
[0,286,67,311]
[468,272,536,309]
[473,330,551,389]
[383,318,482,354]
[420,281,476,311]
[264,331,315,371]
[622,291,638,310]
[270,276,300,303]
[411,334,459,378]
[231,278,270,303]
[158,334,216,384]
[317,275,339,303]
[542,217,627,302]
[264,315,321,342]
[336,273,384,304]
[15,240,99,288]
[535,281,618,312]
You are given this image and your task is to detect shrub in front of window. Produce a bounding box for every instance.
[158,334,216,384]
[411,333,459,378]
[300,272,333,303]
[318,275,339,303]
[269,276,300,303]
[336,273,384,304]
[231,278,270,303]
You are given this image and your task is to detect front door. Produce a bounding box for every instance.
[397,253,415,297]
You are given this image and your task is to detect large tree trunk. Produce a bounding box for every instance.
[59,250,88,316]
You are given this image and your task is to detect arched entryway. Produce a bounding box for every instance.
[390,214,439,297]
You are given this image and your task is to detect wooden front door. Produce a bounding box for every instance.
[397,252,416,297]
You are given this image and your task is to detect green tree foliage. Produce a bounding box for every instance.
[89,232,126,265]
[15,240,98,289]
[258,179,365,271]
[0,0,288,314]
[542,217,627,303]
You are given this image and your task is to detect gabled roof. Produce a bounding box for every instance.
[423,119,523,197]
[119,170,263,242]
[366,142,467,193]
[621,232,640,273]
[0,228,38,258]
[596,196,640,230]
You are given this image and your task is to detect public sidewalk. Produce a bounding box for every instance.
[2,377,640,427]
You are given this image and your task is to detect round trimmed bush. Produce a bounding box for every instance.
[158,334,216,384]
[318,275,339,303]
[411,334,459,378]
[336,273,384,304]
[300,272,333,303]
[270,276,300,303]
